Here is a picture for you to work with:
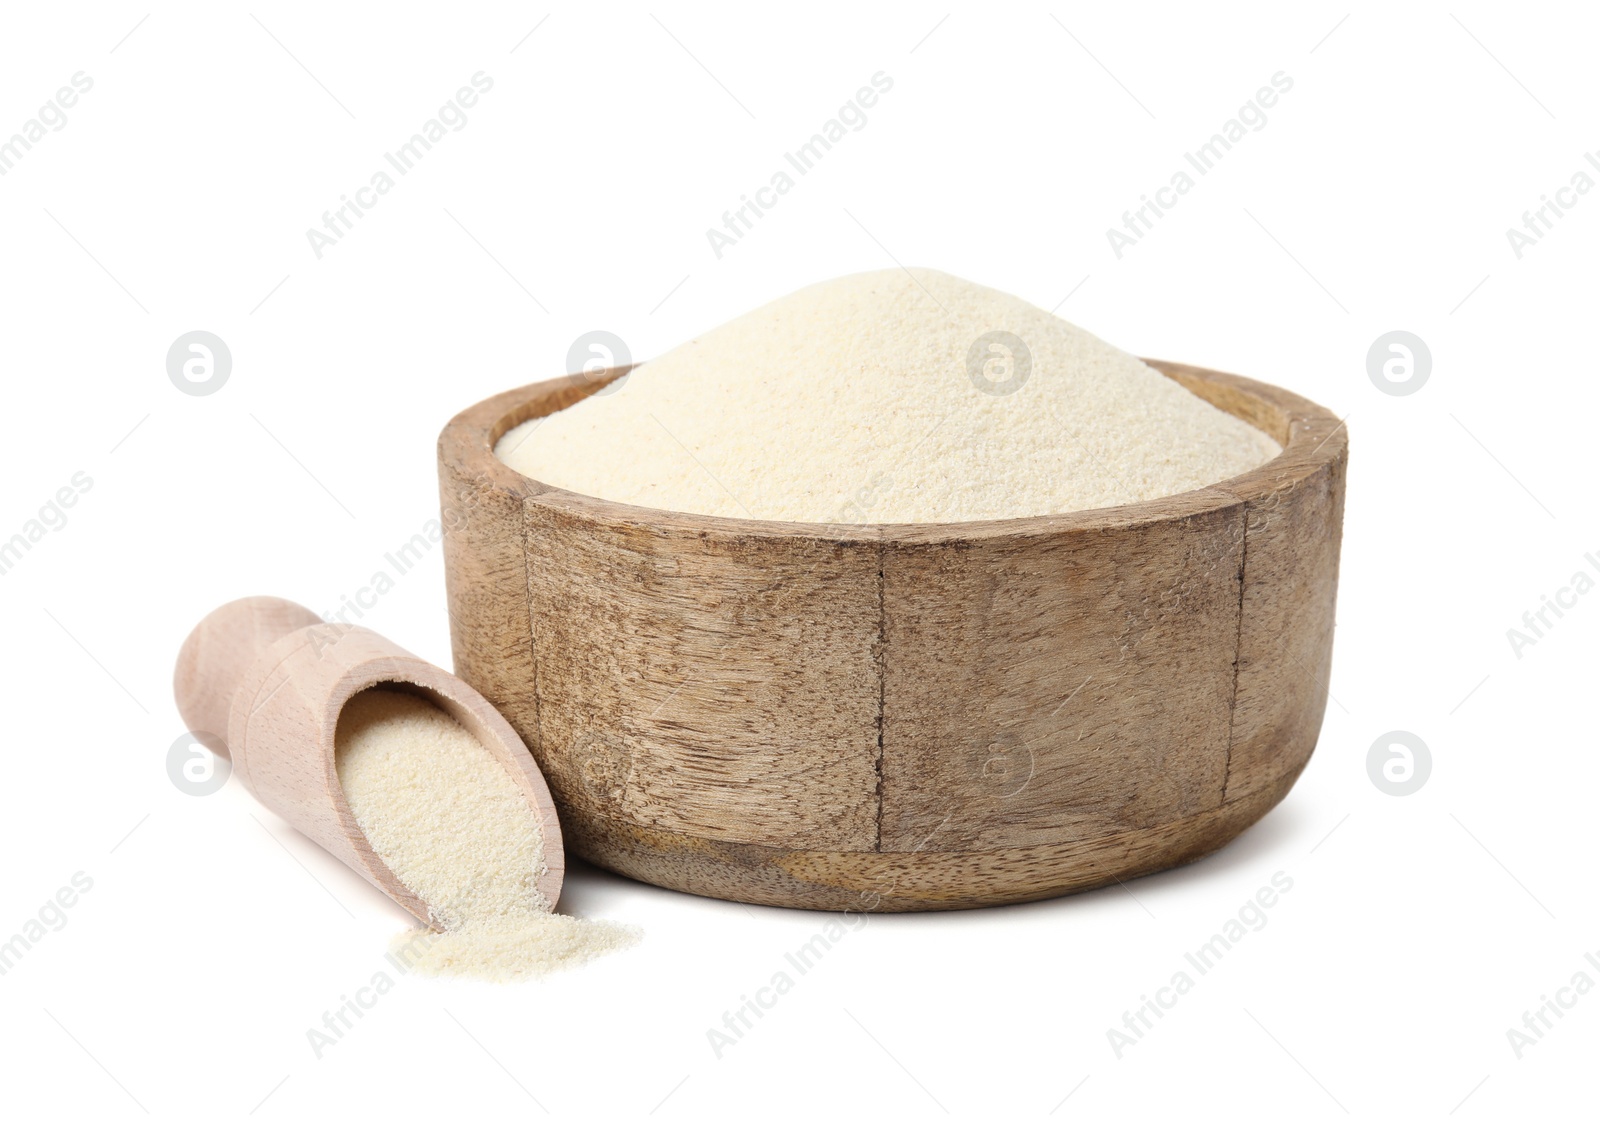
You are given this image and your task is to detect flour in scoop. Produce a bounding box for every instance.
[334,688,637,981]
[496,269,1281,523]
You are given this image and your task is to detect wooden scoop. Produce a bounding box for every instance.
[173,596,565,921]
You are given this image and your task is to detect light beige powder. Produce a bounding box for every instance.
[334,688,637,982]
[496,269,1281,523]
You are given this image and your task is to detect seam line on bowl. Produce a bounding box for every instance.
[873,535,886,853]
[1220,501,1250,799]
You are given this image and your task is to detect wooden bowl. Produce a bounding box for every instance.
[437,361,1346,911]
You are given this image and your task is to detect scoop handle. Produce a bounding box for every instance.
[171,596,567,917]
[173,596,323,754]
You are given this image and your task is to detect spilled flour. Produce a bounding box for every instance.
[334,687,637,981]
[495,269,1281,523]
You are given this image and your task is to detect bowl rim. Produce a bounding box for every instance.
[438,359,1346,544]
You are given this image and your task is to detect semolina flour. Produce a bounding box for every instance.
[495,269,1280,523]
[334,688,637,982]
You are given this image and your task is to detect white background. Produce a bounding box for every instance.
[1,1,1594,1123]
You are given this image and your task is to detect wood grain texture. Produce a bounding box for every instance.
[522,500,881,850]
[173,596,321,746]
[1155,361,1348,800]
[879,487,1247,854]
[438,361,1347,910]
[174,597,566,921]
[553,760,1302,911]
[435,373,621,771]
